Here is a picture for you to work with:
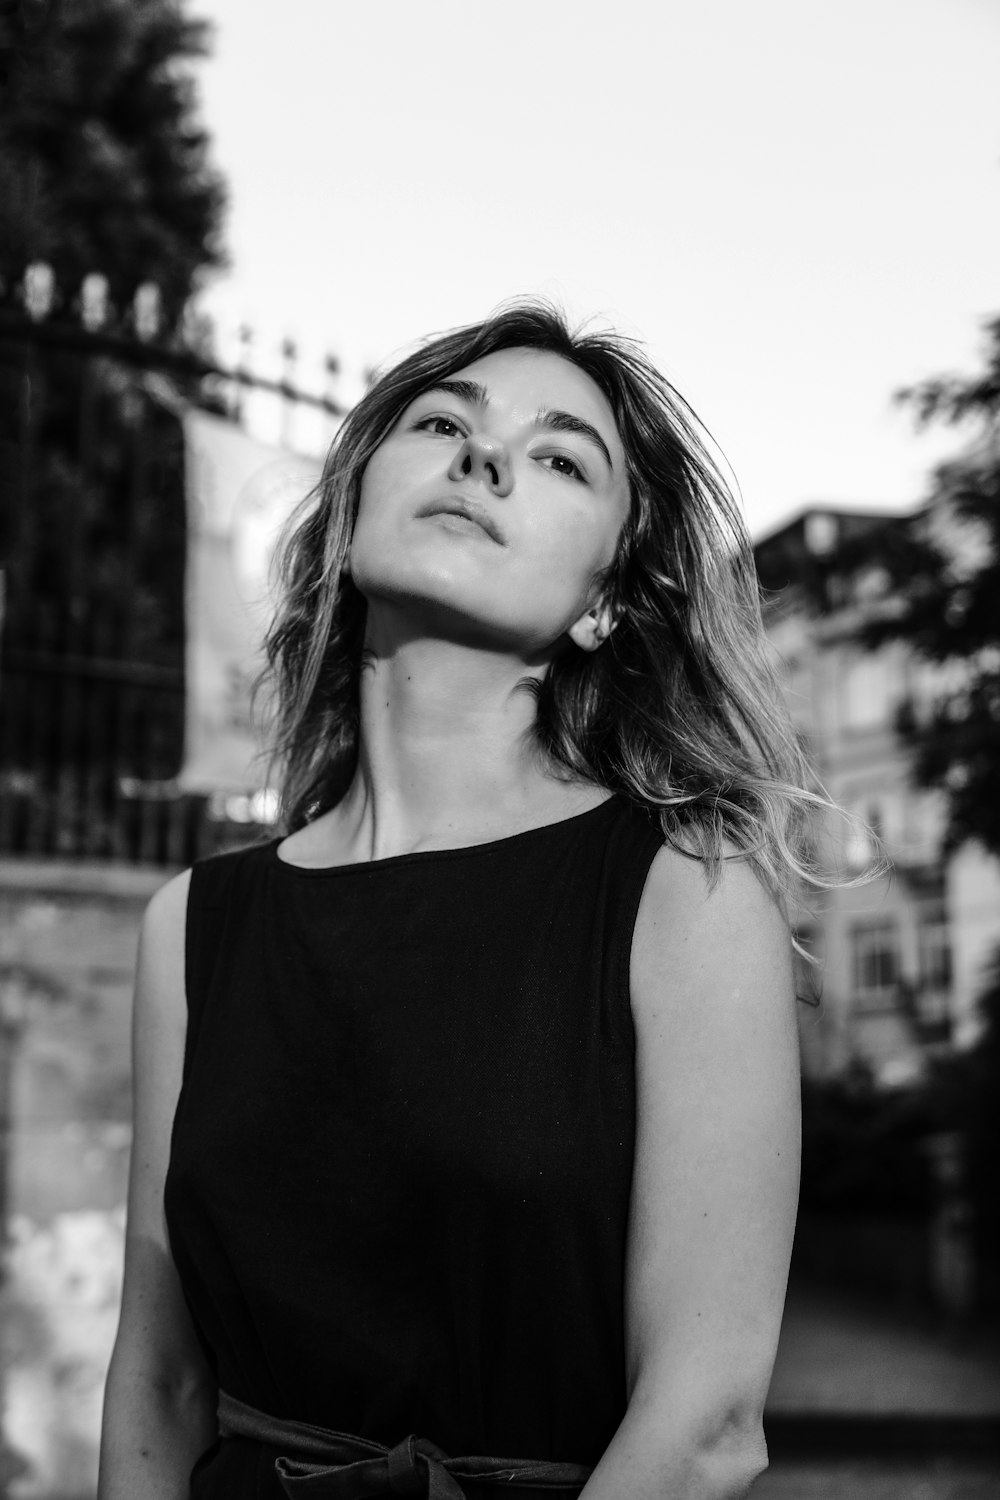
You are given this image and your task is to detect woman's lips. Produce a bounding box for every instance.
[417,498,506,544]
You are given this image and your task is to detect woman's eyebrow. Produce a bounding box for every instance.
[420,379,489,406]
[536,410,614,473]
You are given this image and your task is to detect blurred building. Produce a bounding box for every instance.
[755,506,1000,1085]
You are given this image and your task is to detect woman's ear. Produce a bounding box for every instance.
[567,596,619,653]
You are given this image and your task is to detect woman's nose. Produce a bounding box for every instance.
[447,433,513,497]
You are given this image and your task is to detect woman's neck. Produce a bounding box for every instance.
[318,626,601,864]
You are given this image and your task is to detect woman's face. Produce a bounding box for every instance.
[350,347,630,657]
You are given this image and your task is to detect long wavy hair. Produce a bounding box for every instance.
[258,299,851,909]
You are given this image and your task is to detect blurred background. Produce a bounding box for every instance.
[1,1,999,1496]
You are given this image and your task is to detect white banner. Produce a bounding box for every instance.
[180,410,321,794]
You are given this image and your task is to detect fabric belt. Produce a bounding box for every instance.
[218,1390,594,1499]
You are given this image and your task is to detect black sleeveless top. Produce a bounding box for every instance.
[165,795,665,1498]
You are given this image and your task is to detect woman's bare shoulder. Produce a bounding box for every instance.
[144,867,192,932]
[133,869,192,1029]
[631,842,794,1029]
[635,839,788,928]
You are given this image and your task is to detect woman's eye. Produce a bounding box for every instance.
[415,414,463,437]
[543,453,585,481]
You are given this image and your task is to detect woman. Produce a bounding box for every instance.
[100,301,813,1500]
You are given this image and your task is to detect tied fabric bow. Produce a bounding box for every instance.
[277,1431,499,1497]
[218,1390,592,1499]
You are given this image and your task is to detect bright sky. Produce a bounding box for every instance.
[192,0,1000,538]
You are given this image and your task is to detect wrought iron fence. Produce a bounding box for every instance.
[0,265,342,865]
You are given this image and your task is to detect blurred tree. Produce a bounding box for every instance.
[828,322,1000,1310]
[838,317,1000,858]
[0,0,226,325]
[0,0,228,850]
[799,1066,932,1218]
[927,952,1000,1312]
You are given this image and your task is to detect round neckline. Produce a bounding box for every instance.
[268,793,622,877]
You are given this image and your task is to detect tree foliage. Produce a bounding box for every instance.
[0,0,228,817]
[0,0,226,326]
[927,951,1000,1310]
[842,317,1000,858]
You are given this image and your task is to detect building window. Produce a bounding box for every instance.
[850,920,900,1012]
[805,512,838,556]
[840,654,894,732]
[902,792,943,860]
[839,791,884,871]
[917,902,952,1031]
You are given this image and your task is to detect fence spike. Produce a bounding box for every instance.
[23,261,54,321]
[80,272,108,332]
[133,282,161,342]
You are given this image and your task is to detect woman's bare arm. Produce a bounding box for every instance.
[579,848,801,1500]
[98,869,218,1500]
